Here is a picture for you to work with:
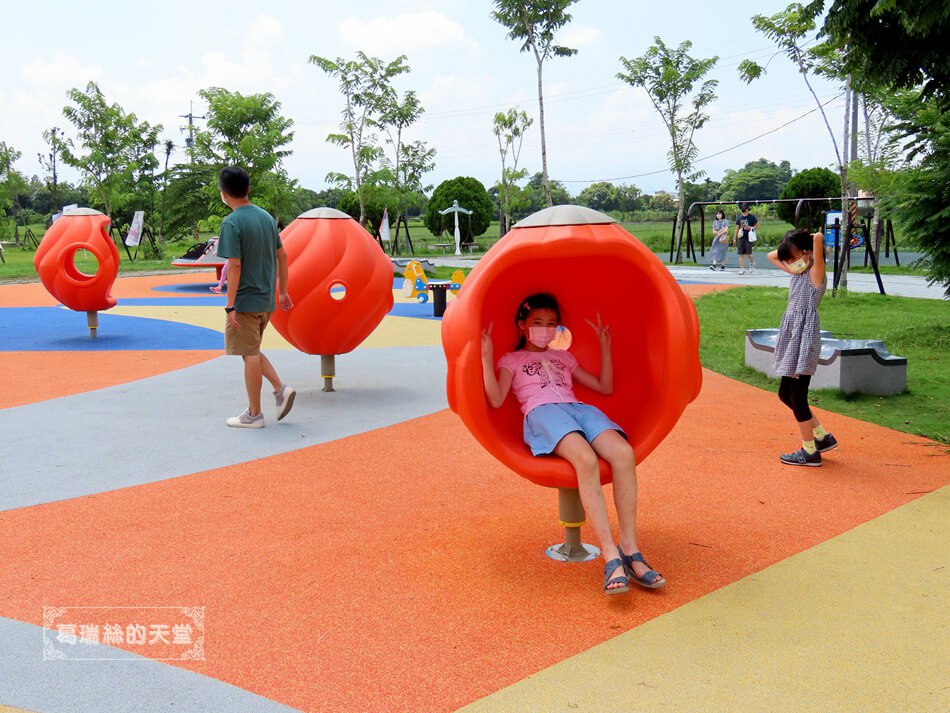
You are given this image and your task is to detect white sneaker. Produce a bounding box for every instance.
[751,265,757,273]
[738,269,746,275]
[227,408,265,428]
[275,384,296,421]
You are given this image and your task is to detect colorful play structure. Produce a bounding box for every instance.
[269,207,395,391]
[33,208,119,337]
[401,259,464,317]
[442,205,702,560]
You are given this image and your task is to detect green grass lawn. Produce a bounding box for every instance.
[694,287,950,445]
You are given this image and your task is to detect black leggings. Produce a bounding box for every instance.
[778,375,813,423]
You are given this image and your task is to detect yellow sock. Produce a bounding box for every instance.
[802,440,817,454]
[813,425,827,440]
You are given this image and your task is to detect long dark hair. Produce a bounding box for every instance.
[777,229,813,262]
[514,293,561,350]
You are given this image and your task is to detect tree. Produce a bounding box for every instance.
[521,171,571,215]
[310,52,410,226]
[576,182,619,212]
[0,142,28,240]
[492,0,578,208]
[38,127,63,209]
[52,82,162,222]
[493,107,533,235]
[719,159,794,202]
[823,0,950,107]
[618,38,718,263]
[375,84,436,252]
[821,1,950,295]
[424,177,494,241]
[776,166,840,230]
[192,87,297,222]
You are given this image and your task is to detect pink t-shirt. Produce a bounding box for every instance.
[497,348,581,415]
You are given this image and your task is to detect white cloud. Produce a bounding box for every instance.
[338,11,475,55]
[248,15,284,46]
[18,51,102,88]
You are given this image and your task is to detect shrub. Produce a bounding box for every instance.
[424,177,494,240]
[777,167,841,230]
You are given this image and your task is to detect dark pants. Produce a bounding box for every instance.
[778,375,813,422]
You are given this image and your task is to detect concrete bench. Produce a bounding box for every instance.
[745,329,907,396]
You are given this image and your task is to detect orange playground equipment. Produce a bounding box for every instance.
[33,208,120,337]
[270,207,395,391]
[442,205,703,558]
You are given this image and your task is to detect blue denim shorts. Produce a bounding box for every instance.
[523,402,626,456]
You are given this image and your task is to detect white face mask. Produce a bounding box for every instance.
[527,326,558,349]
[787,257,809,274]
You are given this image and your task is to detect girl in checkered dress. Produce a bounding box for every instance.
[767,230,839,466]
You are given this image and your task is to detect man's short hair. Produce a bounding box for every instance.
[219,166,250,198]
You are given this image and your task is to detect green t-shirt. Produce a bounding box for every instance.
[217,204,283,313]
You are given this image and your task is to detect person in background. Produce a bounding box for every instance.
[733,204,758,274]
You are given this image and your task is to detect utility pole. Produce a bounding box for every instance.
[179,101,206,163]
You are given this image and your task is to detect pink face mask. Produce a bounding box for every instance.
[527,326,558,348]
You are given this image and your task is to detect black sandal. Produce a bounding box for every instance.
[618,546,666,589]
[603,558,630,595]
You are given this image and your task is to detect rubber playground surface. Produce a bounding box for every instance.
[0,271,947,713]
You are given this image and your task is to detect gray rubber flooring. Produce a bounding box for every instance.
[0,617,305,713]
[1,346,447,512]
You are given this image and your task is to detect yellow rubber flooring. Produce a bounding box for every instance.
[459,485,950,713]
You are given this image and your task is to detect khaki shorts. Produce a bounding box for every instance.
[225,311,272,356]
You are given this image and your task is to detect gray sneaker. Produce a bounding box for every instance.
[815,433,838,453]
[275,384,296,421]
[780,448,821,467]
[227,408,265,429]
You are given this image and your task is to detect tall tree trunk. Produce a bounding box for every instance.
[838,80,852,290]
[535,55,553,208]
[674,172,686,264]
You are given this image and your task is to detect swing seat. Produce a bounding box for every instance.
[270,208,394,355]
[441,205,702,489]
[34,208,119,313]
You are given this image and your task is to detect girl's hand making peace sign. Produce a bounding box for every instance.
[584,312,611,350]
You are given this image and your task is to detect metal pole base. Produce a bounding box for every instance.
[320,354,335,392]
[544,487,601,562]
[545,541,600,562]
[87,311,98,338]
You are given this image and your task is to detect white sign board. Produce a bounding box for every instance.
[125,211,145,246]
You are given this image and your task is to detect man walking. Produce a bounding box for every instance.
[217,166,296,428]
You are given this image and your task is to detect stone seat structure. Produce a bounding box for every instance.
[745,328,907,396]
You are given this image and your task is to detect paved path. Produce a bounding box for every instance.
[425,255,947,300]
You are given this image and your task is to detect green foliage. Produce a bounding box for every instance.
[493,107,533,233]
[618,37,718,261]
[719,159,794,202]
[309,52,411,224]
[618,38,718,183]
[53,81,162,222]
[822,0,950,106]
[694,287,949,444]
[777,167,840,230]
[338,187,398,231]
[424,177,494,240]
[739,3,845,176]
[881,92,950,296]
[520,172,571,216]
[575,181,643,214]
[491,0,579,207]
[193,87,296,219]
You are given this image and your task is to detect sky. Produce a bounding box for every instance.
[0,0,847,199]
